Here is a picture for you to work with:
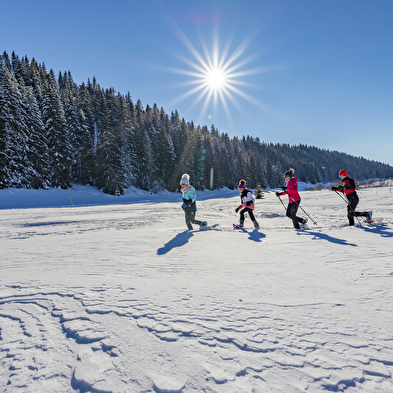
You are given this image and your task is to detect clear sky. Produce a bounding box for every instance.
[2,0,393,166]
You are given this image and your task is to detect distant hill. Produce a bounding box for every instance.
[1,50,392,194]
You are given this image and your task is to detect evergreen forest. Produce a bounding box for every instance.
[1,51,392,195]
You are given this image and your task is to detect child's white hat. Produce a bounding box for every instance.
[180,174,190,185]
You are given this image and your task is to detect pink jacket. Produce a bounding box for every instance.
[282,177,300,202]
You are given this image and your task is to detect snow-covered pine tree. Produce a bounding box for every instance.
[248,147,265,189]
[75,82,95,184]
[0,59,31,188]
[42,69,72,188]
[254,183,264,199]
[96,128,126,195]
[131,117,155,191]
[221,133,237,187]
[169,110,185,159]
[157,108,176,191]
[190,126,210,190]
[21,85,50,188]
[210,125,225,189]
[144,104,163,191]
[1,51,12,72]
[61,84,87,184]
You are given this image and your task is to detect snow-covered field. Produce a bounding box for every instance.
[1,185,392,392]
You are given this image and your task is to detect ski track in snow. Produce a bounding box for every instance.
[1,187,393,392]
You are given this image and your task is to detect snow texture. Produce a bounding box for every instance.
[1,185,393,392]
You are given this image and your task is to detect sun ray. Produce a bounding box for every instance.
[154,5,287,131]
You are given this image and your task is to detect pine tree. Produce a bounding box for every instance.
[22,85,50,188]
[232,137,249,188]
[254,183,264,199]
[157,109,176,191]
[131,118,155,191]
[29,58,45,111]
[96,128,126,195]
[144,104,162,191]
[221,133,237,187]
[248,147,265,189]
[0,59,31,188]
[59,71,94,185]
[78,82,96,183]
[42,69,72,188]
[2,51,11,71]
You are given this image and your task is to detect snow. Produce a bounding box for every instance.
[1,184,393,392]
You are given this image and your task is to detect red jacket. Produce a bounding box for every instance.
[338,177,357,196]
[282,177,300,202]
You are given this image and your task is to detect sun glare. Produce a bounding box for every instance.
[158,10,282,129]
[205,68,226,89]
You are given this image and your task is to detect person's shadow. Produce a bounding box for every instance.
[235,227,266,242]
[247,228,266,242]
[296,230,357,246]
[360,223,393,238]
[157,231,194,255]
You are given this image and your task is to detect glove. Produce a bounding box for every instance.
[280,186,288,191]
[331,186,338,191]
[337,185,344,190]
[235,207,240,213]
[276,192,282,197]
[181,203,186,210]
[246,201,252,206]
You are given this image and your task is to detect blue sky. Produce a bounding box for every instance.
[2,0,393,166]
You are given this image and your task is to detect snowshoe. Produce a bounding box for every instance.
[363,218,383,225]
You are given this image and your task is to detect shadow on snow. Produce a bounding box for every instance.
[360,223,393,238]
[157,226,266,255]
[297,230,357,246]
[236,228,266,242]
[157,231,194,255]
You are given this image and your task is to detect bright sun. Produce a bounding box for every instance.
[205,68,227,89]
[160,17,276,128]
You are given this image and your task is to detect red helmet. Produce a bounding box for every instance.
[339,169,348,177]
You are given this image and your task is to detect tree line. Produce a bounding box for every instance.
[1,50,392,195]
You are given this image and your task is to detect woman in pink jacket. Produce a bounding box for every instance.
[276,168,307,229]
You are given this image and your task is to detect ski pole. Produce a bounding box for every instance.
[334,189,349,204]
[277,194,287,211]
[334,190,362,226]
[287,193,318,225]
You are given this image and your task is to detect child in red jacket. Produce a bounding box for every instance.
[331,169,372,226]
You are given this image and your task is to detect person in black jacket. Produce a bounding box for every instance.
[331,169,372,226]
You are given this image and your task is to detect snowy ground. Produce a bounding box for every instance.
[1,185,393,392]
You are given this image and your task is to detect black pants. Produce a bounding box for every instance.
[239,207,256,225]
[286,201,305,229]
[185,210,202,230]
[346,193,368,225]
